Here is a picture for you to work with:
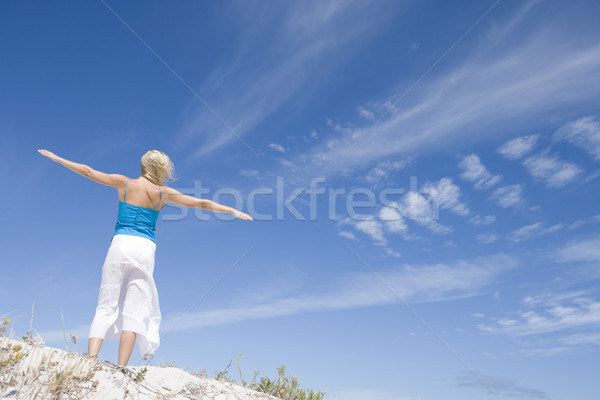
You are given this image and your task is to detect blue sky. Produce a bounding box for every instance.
[1,1,600,399]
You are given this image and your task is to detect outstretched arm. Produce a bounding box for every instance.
[38,149,126,188]
[163,186,253,220]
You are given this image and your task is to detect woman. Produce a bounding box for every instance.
[37,149,253,366]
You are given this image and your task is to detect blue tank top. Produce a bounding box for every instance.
[113,178,162,243]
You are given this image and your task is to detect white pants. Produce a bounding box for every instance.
[89,234,161,358]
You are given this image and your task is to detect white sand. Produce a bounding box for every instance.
[0,336,281,400]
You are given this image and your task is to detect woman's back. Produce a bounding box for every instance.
[114,177,164,243]
[121,177,164,211]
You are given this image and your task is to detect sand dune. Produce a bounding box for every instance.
[0,336,281,400]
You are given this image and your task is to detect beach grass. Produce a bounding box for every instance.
[0,311,326,400]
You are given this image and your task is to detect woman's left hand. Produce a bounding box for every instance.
[38,149,61,162]
[232,209,254,221]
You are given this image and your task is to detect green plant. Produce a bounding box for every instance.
[1,317,9,336]
[183,365,207,378]
[234,353,260,389]
[157,359,177,368]
[0,309,101,399]
[206,354,325,400]
[214,359,234,383]
[253,365,326,400]
[135,366,148,382]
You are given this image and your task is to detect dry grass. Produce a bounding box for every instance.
[0,336,102,399]
[0,309,326,400]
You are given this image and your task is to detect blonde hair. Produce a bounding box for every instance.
[140,150,176,186]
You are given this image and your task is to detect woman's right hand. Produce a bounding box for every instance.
[232,209,253,221]
[38,149,61,162]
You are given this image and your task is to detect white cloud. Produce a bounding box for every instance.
[275,157,294,167]
[378,205,408,234]
[562,332,600,346]
[176,1,394,158]
[354,219,387,245]
[554,116,600,160]
[338,230,358,240]
[520,347,571,357]
[457,372,547,399]
[361,156,414,187]
[569,214,600,229]
[400,192,452,234]
[288,6,600,179]
[469,214,496,225]
[508,222,564,242]
[458,154,502,189]
[498,134,540,159]
[338,215,405,257]
[384,247,401,258]
[342,178,463,244]
[494,291,600,356]
[479,292,600,338]
[556,236,600,263]
[476,232,498,244]
[522,290,588,307]
[325,119,353,135]
[490,184,524,208]
[522,153,582,188]
[161,253,518,332]
[356,105,375,120]
[268,143,286,153]
[338,216,387,245]
[422,177,470,216]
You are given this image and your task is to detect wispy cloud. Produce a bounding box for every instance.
[390,191,452,234]
[459,154,502,189]
[490,184,524,208]
[378,206,408,235]
[422,178,470,216]
[562,332,600,346]
[176,1,396,158]
[268,143,286,153]
[161,253,518,332]
[556,236,600,263]
[356,105,375,120]
[522,152,582,188]
[554,116,600,161]
[349,218,388,246]
[508,222,563,242]
[337,214,404,257]
[288,2,600,179]
[359,156,414,188]
[479,291,600,339]
[519,347,571,357]
[498,134,540,160]
[337,230,358,241]
[469,214,496,225]
[476,232,498,244]
[569,214,600,229]
[457,371,547,398]
[338,177,469,246]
